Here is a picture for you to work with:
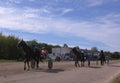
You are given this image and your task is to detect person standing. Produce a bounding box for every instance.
[99,50,105,65]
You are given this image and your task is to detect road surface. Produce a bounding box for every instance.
[0,60,120,83]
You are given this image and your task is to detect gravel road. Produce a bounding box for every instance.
[0,60,120,83]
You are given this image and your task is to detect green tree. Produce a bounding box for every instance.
[91,47,98,52]
[27,40,38,48]
[0,33,22,60]
[112,52,120,59]
[63,44,68,48]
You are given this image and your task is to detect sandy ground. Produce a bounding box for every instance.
[0,60,120,83]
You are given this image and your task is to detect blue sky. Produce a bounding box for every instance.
[0,0,120,52]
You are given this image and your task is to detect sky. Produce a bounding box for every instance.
[0,0,120,52]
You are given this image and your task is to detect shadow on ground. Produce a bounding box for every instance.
[34,68,65,73]
[109,65,120,67]
[89,66,101,69]
[44,69,65,73]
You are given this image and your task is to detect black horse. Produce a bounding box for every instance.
[71,47,85,67]
[17,40,41,70]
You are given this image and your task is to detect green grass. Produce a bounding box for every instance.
[113,75,120,83]
[0,59,16,63]
[41,59,55,62]
[0,59,55,63]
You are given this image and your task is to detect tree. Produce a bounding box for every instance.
[112,52,120,59]
[27,40,38,48]
[0,33,21,60]
[91,47,98,52]
[63,44,68,48]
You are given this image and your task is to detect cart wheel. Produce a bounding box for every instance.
[48,59,53,69]
[31,60,35,69]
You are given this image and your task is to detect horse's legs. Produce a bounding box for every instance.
[82,62,84,67]
[26,57,30,70]
[102,60,104,65]
[107,60,109,65]
[104,59,106,64]
[88,60,90,67]
[24,61,26,70]
[100,60,102,65]
[77,61,80,67]
[24,60,27,70]
[26,60,30,70]
[75,60,80,67]
[36,59,39,69]
[24,55,30,70]
[96,59,98,65]
[80,61,82,67]
[75,61,77,67]
[81,61,84,67]
[34,56,39,70]
[100,59,104,65]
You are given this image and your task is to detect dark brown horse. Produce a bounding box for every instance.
[17,40,41,70]
[71,47,85,67]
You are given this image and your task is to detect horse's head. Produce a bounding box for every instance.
[72,47,82,56]
[17,39,25,48]
[72,47,80,53]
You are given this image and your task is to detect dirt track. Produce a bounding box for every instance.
[0,60,120,83]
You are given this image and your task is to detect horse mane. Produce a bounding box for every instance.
[72,47,82,59]
[19,40,33,53]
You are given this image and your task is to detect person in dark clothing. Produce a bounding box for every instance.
[99,50,105,65]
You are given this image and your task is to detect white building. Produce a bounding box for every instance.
[50,45,99,60]
[51,47,72,60]
[52,47,71,57]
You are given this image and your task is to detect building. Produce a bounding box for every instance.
[52,47,71,56]
[50,45,99,61]
[49,44,72,60]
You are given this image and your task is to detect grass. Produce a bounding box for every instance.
[0,59,16,63]
[113,74,120,83]
[43,59,55,62]
[0,59,55,63]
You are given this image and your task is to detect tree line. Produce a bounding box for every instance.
[90,47,120,59]
[0,32,120,60]
[0,33,60,60]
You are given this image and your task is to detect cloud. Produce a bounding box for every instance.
[86,0,119,7]
[0,7,15,14]
[0,2,120,51]
[86,0,104,6]
[29,0,35,2]
[8,0,22,4]
[61,8,73,15]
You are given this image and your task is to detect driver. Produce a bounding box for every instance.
[41,47,48,59]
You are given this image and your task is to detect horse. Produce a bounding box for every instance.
[71,47,85,67]
[17,40,41,70]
